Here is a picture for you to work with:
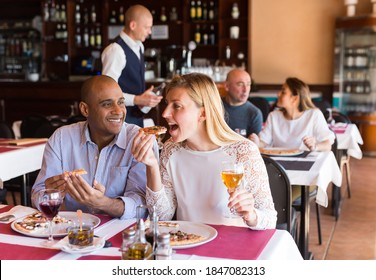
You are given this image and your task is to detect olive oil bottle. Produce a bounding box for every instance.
[128,219,153,260]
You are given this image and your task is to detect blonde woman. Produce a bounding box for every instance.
[251,77,334,151]
[132,73,276,229]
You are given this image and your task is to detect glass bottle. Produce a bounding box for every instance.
[231,3,240,19]
[75,27,81,47]
[83,28,89,47]
[202,2,208,20]
[91,5,97,23]
[119,6,124,24]
[160,6,167,22]
[60,4,67,22]
[190,1,196,21]
[90,28,95,47]
[208,1,215,20]
[75,4,81,24]
[196,1,202,20]
[170,7,178,21]
[96,27,102,48]
[128,219,153,260]
[43,1,50,22]
[155,233,172,260]
[194,24,201,44]
[145,209,159,255]
[109,10,117,24]
[209,24,215,45]
[120,228,136,260]
[226,45,231,59]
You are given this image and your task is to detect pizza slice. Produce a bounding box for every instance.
[63,168,87,176]
[140,126,167,136]
[169,230,206,246]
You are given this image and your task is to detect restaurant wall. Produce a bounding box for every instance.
[250,0,373,85]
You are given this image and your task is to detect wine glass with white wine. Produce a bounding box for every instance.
[220,161,244,218]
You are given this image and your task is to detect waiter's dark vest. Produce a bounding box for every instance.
[114,36,145,127]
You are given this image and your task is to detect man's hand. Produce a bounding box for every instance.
[64,173,105,209]
[134,86,163,107]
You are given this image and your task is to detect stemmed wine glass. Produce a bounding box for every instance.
[37,189,63,247]
[220,161,244,218]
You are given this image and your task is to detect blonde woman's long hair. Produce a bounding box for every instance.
[285,77,316,112]
[165,73,245,146]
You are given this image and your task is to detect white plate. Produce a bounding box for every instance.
[11,211,101,238]
[259,147,304,157]
[159,221,217,249]
[59,236,105,254]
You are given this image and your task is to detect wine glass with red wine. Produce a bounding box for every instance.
[37,189,63,247]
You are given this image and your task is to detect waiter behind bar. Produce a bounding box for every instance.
[101,4,162,127]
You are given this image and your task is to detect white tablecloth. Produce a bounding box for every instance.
[0,143,46,189]
[272,151,342,207]
[334,123,363,159]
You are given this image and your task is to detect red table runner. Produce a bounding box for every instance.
[0,207,113,260]
[79,224,276,260]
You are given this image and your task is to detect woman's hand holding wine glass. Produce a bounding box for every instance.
[220,161,244,218]
[37,189,63,247]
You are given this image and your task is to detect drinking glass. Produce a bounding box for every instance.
[220,161,244,218]
[37,189,63,247]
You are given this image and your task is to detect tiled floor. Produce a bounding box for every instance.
[4,156,376,260]
[308,156,376,260]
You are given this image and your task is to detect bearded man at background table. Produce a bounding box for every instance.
[31,75,158,219]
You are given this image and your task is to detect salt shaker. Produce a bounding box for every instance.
[120,228,136,260]
[155,232,172,260]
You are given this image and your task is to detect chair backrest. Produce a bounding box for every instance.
[262,155,292,233]
[248,96,270,122]
[67,114,87,124]
[313,99,332,116]
[20,115,55,138]
[0,122,15,138]
[332,112,351,124]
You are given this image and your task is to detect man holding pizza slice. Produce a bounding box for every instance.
[31,75,159,219]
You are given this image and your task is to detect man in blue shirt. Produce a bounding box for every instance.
[32,75,158,219]
[222,69,263,139]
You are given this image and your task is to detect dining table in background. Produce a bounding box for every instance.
[0,205,303,260]
[0,138,47,206]
[269,151,342,260]
[330,123,363,219]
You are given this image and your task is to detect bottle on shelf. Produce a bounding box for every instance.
[49,0,56,22]
[75,27,81,47]
[226,45,231,59]
[196,1,202,20]
[160,6,167,22]
[60,4,67,22]
[43,1,50,22]
[170,7,178,21]
[90,28,95,47]
[190,1,196,21]
[202,25,208,45]
[61,23,68,40]
[120,228,136,260]
[55,3,61,22]
[91,5,97,23]
[202,2,208,20]
[208,1,215,20]
[96,27,102,48]
[109,10,117,24]
[155,233,172,260]
[75,4,81,24]
[209,24,215,45]
[119,6,124,24]
[231,3,240,19]
[83,28,89,47]
[83,7,89,25]
[194,24,201,44]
